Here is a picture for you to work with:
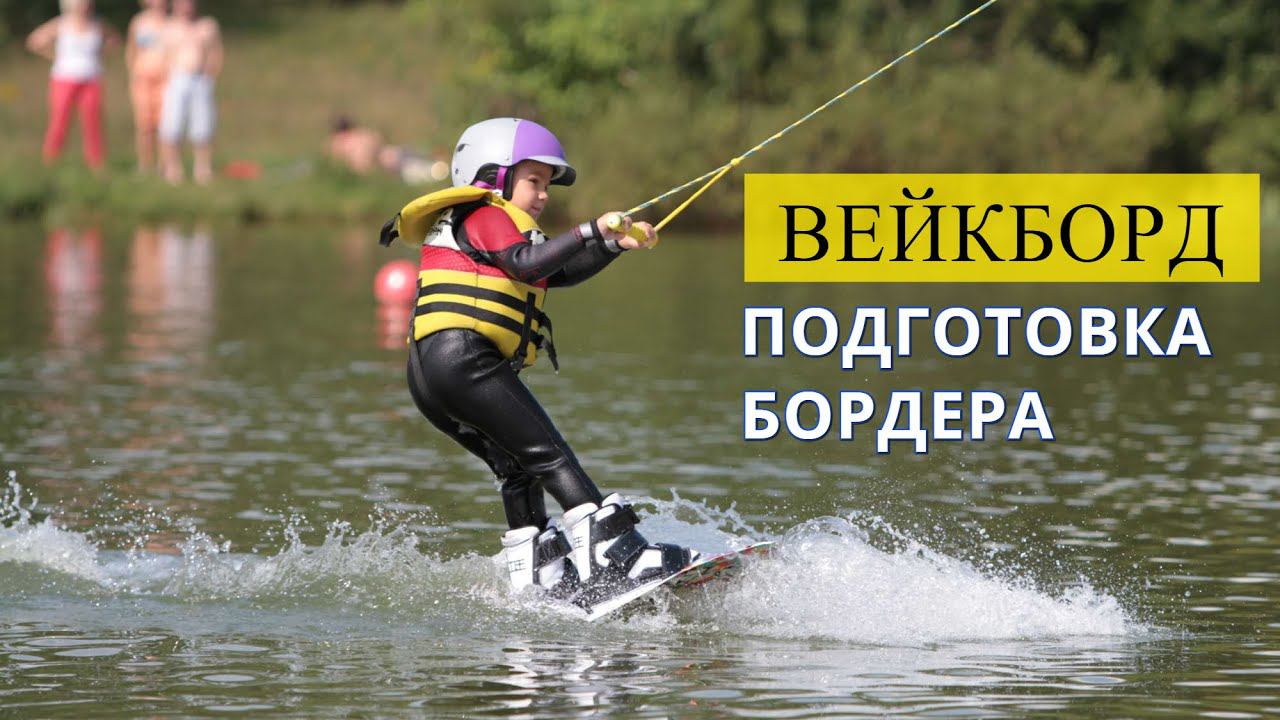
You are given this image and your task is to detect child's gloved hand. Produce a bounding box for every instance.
[597,213,659,250]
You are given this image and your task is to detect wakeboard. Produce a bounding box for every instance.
[582,541,774,621]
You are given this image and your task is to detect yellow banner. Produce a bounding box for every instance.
[743,174,1260,282]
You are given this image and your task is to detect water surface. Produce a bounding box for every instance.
[1,221,1277,717]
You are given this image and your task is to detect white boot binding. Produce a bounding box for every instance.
[501,522,579,598]
[562,495,699,609]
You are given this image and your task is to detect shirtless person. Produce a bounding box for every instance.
[158,0,221,184]
[328,115,447,184]
[328,116,384,175]
[126,0,168,173]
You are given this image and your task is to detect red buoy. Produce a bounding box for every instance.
[374,259,418,306]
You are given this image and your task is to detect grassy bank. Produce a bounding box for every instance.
[0,159,416,225]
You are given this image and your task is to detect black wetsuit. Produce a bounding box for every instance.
[407,210,622,530]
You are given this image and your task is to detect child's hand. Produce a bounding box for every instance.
[620,221,658,250]
[596,213,659,250]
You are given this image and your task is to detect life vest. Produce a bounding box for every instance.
[379,186,556,371]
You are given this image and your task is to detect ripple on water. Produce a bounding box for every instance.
[203,644,269,654]
[202,674,256,683]
[54,647,122,658]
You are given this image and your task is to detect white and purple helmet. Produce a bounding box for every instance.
[451,118,577,196]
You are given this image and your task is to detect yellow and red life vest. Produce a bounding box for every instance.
[380,187,554,369]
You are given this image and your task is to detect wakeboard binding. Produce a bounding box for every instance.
[501,520,580,600]
[560,494,700,612]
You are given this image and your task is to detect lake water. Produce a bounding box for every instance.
[1,221,1277,717]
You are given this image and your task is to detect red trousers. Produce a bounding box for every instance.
[43,77,104,169]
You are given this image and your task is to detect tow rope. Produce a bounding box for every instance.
[607,0,1000,239]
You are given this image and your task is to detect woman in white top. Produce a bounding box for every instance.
[26,0,121,170]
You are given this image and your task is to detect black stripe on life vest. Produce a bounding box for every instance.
[421,282,528,314]
[419,282,550,327]
[415,301,538,340]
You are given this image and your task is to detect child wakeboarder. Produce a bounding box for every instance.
[380,118,699,610]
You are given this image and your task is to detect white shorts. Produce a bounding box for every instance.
[159,71,216,144]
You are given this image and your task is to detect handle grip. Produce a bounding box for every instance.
[605,213,653,244]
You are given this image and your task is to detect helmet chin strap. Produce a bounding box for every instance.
[473,166,514,200]
[495,166,510,197]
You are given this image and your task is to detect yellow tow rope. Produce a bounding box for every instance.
[607,0,1000,241]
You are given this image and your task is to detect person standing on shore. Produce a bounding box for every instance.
[26,0,120,171]
[158,0,222,185]
[126,0,170,174]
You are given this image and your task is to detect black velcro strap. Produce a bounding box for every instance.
[655,543,692,574]
[379,214,400,247]
[603,528,648,570]
[510,292,537,372]
[535,531,572,568]
[533,314,558,371]
[591,506,640,543]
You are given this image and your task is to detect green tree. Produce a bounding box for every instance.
[411,0,1174,220]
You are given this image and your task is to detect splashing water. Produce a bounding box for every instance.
[0,482,1135,644]
[163,520,498,612]
[690,515,1133,644]
[1,474,106,584]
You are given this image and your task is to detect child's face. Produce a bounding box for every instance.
[508,161,553,219]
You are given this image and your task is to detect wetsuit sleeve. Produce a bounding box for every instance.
[546,233,624,288]
[463,206,594,284]
[464,207,622,285]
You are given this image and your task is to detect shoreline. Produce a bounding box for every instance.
[0,158,434,225]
